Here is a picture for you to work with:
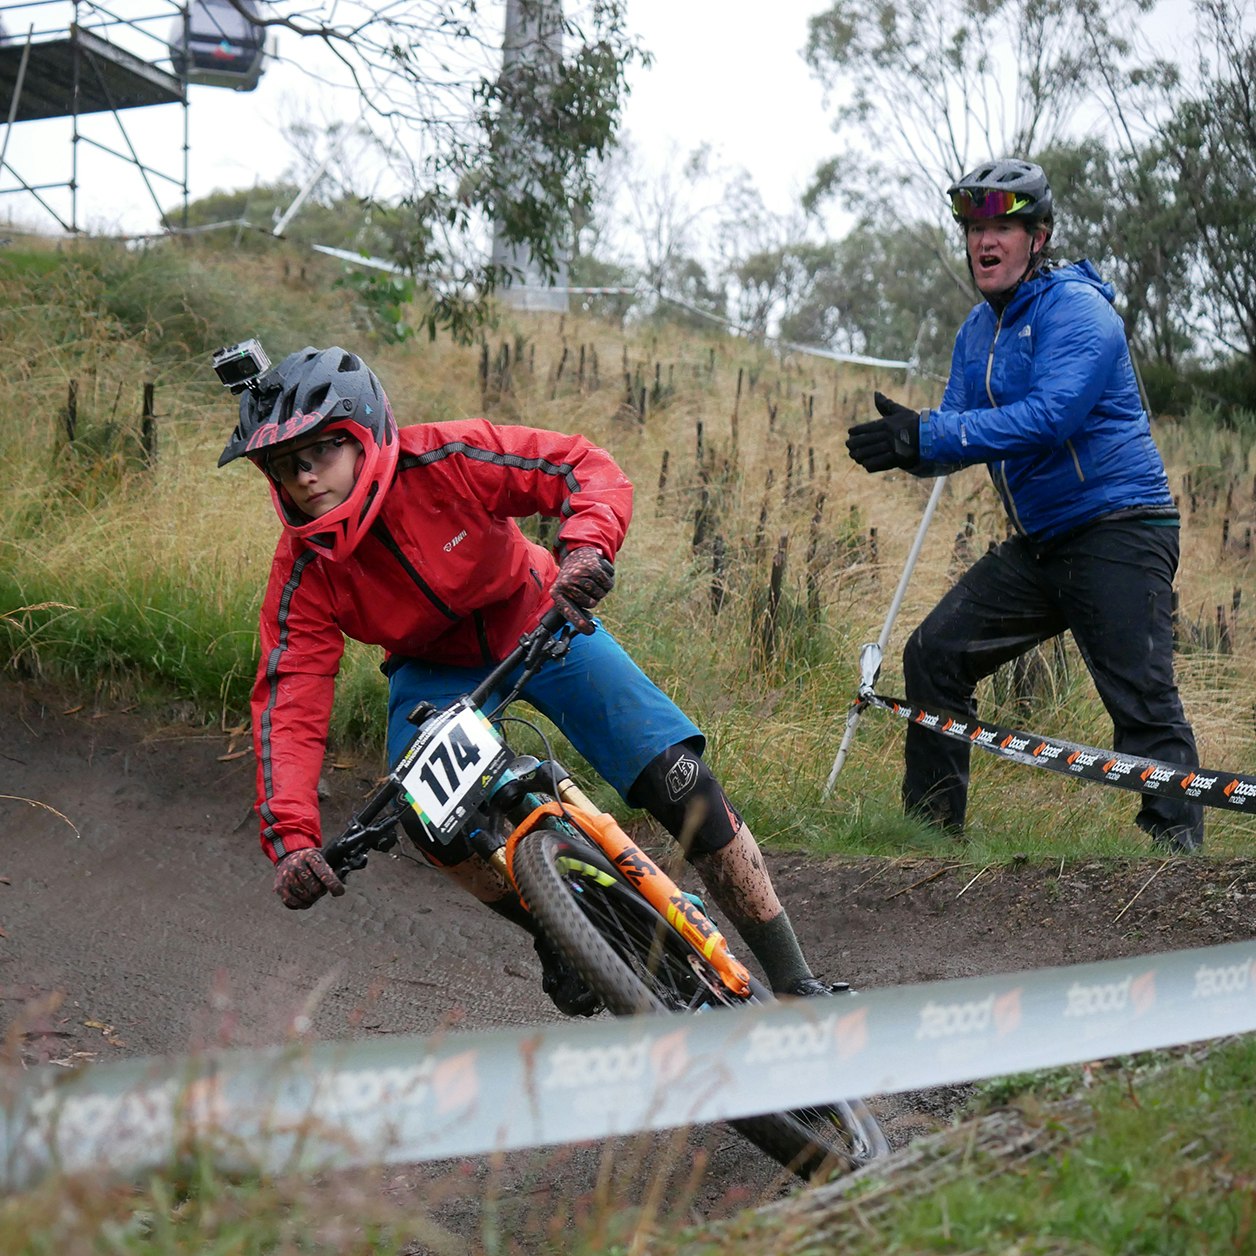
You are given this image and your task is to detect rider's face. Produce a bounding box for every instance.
[966,218,1048,297]
[268,433,363,519]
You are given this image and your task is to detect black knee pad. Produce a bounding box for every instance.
[625,742,743,855]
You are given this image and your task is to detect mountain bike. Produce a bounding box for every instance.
[321,608,889,1180]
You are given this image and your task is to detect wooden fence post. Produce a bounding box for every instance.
[65,380,78,442]
[762,532,789,660]
[806,493,826,617]
[711,534,726,616]
[141,383,157,468]
[551,345,568,399]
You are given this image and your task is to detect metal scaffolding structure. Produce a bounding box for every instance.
[1,0,266,233]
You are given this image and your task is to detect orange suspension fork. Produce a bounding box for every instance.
[503,789,752,999]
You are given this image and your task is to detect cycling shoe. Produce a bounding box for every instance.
[786,976,854,998]
[534,935,603,1017]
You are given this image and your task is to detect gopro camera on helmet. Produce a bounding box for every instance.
[212,339,272,394]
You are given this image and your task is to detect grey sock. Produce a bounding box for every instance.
[737,911,813,993]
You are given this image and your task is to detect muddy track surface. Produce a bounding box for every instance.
[3,679,1253,1250]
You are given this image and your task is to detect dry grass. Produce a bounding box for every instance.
[2,240,1255,857]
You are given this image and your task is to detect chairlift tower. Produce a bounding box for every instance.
[490,0,569,313]
[0,0,267,234]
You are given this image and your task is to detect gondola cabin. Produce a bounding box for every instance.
[169,0,268,91]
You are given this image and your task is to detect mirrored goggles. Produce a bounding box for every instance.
[266,435,350,483]
[949,187,1032,221]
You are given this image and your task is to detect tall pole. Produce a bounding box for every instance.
[491,0,569,312]
[0,27,34,180]
[823,475,949,795]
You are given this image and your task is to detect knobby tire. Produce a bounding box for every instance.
[511,819,888,1180]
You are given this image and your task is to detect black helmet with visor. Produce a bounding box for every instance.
[216,345,399,561]
[947,158,1053,231]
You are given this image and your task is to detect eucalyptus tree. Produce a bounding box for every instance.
[803,0,1155,209]
[1038,137,1195,369]
[224,0,644,337]
[1159,0,1256,368]
[800,0,1207,367]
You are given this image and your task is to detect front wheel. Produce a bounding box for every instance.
[512,818,739,1016]
[511,820,889,1179]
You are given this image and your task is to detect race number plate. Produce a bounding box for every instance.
[398,702,509,841]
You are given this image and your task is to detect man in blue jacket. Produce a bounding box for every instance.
[846,157,1203,852]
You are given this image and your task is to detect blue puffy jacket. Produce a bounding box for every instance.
[917,260,1174,543]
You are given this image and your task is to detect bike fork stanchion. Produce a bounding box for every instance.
[823,474,948,796]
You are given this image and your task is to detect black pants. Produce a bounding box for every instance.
[901,520,1203,849]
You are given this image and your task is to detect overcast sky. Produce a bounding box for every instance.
[0,1,858,237]
[0,0,1198,238]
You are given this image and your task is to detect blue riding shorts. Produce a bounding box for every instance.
[386,622,702,798]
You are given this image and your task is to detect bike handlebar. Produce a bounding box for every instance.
[322,605,573,877]
[468,605,570,712]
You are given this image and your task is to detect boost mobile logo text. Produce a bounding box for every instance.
[1223,778,1256,804]
[542,1031,689,1090]
[1192,958,1256,998]
[321,1062,437,1116]
[743,1007,868,1064]
[1102,758,1139,780]
[745,1014,839,1064]
[1180,771,1218,796]
[915,989,1021,1040]
[1064,971,1155,1018]
[1141,765,1175,789]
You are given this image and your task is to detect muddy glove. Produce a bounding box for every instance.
[846,392,921,473]
[274,848,345,910]
[549,545,615,635]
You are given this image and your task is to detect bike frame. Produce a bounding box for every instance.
[503,793,751,997]
[320,610,891,1177]
[326,611,753,999]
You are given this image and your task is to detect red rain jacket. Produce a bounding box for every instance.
[250,419,633,863]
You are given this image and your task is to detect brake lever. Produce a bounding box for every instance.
[326,807,402,878]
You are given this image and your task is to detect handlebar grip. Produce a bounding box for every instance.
[539,604,571,633]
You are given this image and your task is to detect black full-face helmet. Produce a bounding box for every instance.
[947,158,1054,236]
[218,346,399,561]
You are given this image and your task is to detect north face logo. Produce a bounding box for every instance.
[664,755,699,801]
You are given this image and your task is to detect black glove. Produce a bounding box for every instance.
[549,545,615,634]
[846,392,921,473]
[273,848,345,910]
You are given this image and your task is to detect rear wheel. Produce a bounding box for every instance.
[511,820,888,1179]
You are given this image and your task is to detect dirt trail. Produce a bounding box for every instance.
[3,679,1252,1245]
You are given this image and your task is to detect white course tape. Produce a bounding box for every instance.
[4,940,1253,1190]
[294,250,917,372]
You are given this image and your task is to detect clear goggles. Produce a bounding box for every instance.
[265,434,351,483]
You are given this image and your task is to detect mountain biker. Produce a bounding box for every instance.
[845,157,1204,853]
[217,343,842,1014]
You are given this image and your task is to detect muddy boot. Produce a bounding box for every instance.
[533,934,603,1017]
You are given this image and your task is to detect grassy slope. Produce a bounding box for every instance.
[4,238,1254,859]
[2,238,1255,1251]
